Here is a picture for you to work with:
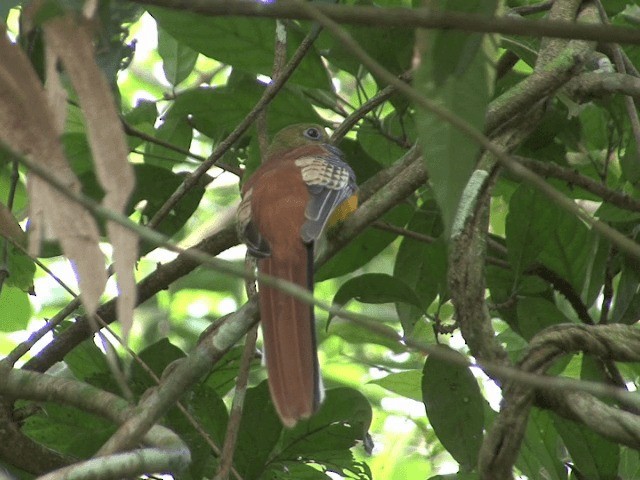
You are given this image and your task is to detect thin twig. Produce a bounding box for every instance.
[331,73,412,142]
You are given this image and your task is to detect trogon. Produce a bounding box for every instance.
[237,123,357,427]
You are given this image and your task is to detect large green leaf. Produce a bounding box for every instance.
[415,0,498,235]
[0,286,32,332]
[22,402,116,458]
[168,82,321,143]
[157,26,198,86]
[369,370,422,402]
[233,381,283,480]
[64,340,110,381]
[274,388,372,479]
[130,338,186,393]
[393,205,447,334]
[516,408,566,480]
[329,273,422,324]
[148,7,330,89]
[166,384,228,480]
[537,202,607,308]
[553,414,620,480]
[318,16,413,81]
[516,297,574,341]
[505,185,556,277]
[422,346,484,471]
[6,244,35,292]
[611,261,640,324]
[144,115,193,168]
[317,203,413,281]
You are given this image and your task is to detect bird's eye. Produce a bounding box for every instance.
[303,127,322,140]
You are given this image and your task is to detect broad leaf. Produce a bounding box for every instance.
[144,115,193,167]
[329,273,422,323]
[422,346,484,471]
[415,0,498,235]
[0,286,32,332]
[369,370,422,402]
[317,203,413,281]
[157,26,198,86]
[553,414,620,480]
[516,297,574,341]
[21,402,116,458]
[394,205,447,333]
[516,408,566,480]
[149,7,329,89]
[506,184,555,277]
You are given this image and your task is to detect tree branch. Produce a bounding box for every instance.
[130,0,640,45]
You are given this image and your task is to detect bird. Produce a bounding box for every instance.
[237,123,358,427]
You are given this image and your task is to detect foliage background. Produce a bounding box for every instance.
[1,1,640,479]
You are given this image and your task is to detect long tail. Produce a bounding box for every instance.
[258,243,322,427]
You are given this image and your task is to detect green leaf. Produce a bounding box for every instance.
[79,164,207,250]
[516,408,566,480]
[357,124,407,167]
[22,402,116,458]
[394,205,447,334]
[422,346,484,470]
[330,273,422,323]
[234,381,282,480]
[166,384,228,480]
[611,261,640,324]
[63,132,94,175]
[157,26,198,86]
[596,202,640,223]
[317,203,413,281]
[131,164,206,248]
[144,116,193,167]
[0,286,32,332]
[553,414,620,480]
[123,100,158,150]
[537,199,604,307]
[337,137,383,185]
[505,185,556,276]
[148,8,329,89]
[328,321,405,354]
[273,388,372,478]
[369,370,422,402]
[619,448,640,479]
[516,297,573,341]
[415,0,498,235]
[319,21,413,80]
[131,338,186,393]
[6,245,35,292]
[169,83,320,143]
[64,340,110,380]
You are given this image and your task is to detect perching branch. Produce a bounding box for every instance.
[130,0,640,45]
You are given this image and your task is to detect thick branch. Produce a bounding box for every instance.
[480,324,640,478]
[130,0,640,45]
[0,366,190,479]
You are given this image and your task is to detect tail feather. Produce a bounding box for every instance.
[258,244,321,427]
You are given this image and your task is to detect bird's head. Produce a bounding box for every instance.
[266,123,329,159]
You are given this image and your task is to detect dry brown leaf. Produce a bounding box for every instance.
[44,16,137,339]
[0,24,107,315]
